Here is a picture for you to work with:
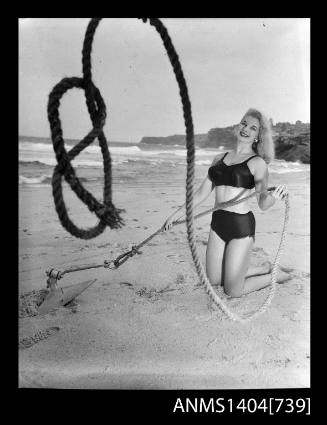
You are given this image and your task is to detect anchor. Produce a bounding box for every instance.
[37,248,138,315]
[38,268,97,315]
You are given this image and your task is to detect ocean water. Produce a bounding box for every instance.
[19,137,310,186]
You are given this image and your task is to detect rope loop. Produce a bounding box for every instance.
[47,22,123,240]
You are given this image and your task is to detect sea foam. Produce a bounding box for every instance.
[19,140,310,178]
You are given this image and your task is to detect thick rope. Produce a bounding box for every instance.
[115,190,251,265]
[50,192,249,275]
[50,186,275,273]
[111,187,272,267]
[47,20,124,240]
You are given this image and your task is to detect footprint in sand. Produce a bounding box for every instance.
[252,247,265,253]
[135,285,177,301]
[19,327,61,350]
[175,274,186,285]
[119,282,134,288]
[174,305,188,312]
[97,243,111,249]
[282,311,300,322]
[19,289,49,318]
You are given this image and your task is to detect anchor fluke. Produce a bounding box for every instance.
[38,279,97,315]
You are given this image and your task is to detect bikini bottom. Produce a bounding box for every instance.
[211,209,255,244]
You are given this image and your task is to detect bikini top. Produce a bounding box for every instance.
[208,152,258,189]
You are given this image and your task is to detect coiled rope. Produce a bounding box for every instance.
[47,18,289,321]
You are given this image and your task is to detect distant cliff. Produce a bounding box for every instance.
[274,132,310,164]
[272,121,310,164]
[139,121,310,163]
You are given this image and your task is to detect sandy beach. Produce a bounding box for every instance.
[18,160,310,389]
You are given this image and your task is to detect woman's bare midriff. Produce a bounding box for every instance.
[214,185,253,214]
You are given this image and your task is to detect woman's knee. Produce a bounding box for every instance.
[223,278,244,297]
[224,286,243,298]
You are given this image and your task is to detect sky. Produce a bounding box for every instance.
[19,18,310,143]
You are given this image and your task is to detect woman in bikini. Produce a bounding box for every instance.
[163,108,290,297]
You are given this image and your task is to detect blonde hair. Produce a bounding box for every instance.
[243,108,275,164]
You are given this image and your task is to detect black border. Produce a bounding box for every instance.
[15,14,314,418]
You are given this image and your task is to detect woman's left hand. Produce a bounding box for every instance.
[271,184,289,201]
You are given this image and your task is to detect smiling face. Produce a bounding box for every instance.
[236,115,260,144]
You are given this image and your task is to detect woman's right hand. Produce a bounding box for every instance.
[271,184,289,201]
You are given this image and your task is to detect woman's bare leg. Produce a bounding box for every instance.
[247,259,295,278]
[206,231,274,286]
[246,261,271,277]
[223,237,254,297]
[223,237,291,298]
[206,229,225,286]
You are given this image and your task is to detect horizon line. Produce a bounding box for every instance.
[19,119,311,143]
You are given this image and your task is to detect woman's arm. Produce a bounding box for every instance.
[163,152,224,230]
[165,175,213,225]
[253,157,276,211]
[253,157,288,211]
[164,152,225,226]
